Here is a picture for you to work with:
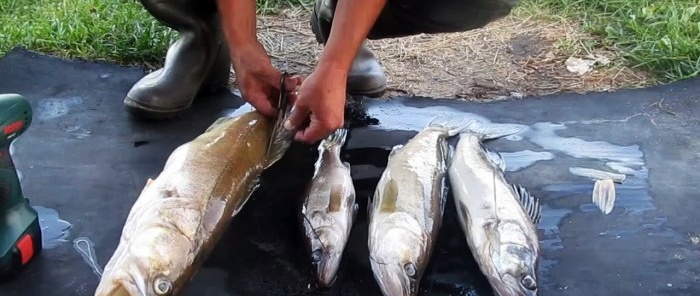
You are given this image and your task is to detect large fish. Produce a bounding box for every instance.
[93,108,292,296]
[301,128,358,287]
[367,118,468,296]
[448,130,542,296]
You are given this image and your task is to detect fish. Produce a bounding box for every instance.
[367,117,470,296]
[93,109,293,296]
[301,128,358,287]
[448,129,542,296]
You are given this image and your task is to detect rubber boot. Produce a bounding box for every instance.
[124,0,231,119]
[310,0,388,98]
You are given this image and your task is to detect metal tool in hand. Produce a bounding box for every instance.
[266,73,292,156]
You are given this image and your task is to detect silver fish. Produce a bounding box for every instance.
[301,128,358,287]
[448,131,542,296]
[94,109,292,296]
[367,118,468,296]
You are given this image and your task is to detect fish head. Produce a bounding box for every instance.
[95,226,193,296]
[369,217,425,296]
[308,225,345,287]
[489,243,539,296]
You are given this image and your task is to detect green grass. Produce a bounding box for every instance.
[0,0,310,65]
[519,0,700,83]
[0,0,177,65]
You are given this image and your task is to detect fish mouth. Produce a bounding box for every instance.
[489,276,537,296]
[370,262,417,296]
[313,252,342,287]
[94,280,140,296]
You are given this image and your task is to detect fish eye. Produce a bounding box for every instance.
[521,274,537,290]
[153,275,173,295]
[311,249,323,263]
[403,263,416,278]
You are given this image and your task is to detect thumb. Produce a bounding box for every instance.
[284,103,310,131]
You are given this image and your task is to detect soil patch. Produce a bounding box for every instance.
[233,7,654,101]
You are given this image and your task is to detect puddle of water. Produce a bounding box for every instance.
[500,150,555,172]
[33,206,72,249]
[518,122,644,165]
[537,205,572,251]
[73,237,103,278]
[36,97,83,121]
[365,102,524,135]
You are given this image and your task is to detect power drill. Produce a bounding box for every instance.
[0,94,41,279]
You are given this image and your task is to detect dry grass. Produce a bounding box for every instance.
[236,6,654,100]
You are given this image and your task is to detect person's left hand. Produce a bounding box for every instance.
[284,67,347,143]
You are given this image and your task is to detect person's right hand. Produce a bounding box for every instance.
[231,43,301,117]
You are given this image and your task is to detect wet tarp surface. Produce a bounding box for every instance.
[0,48,698,296]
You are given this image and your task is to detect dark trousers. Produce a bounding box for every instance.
[311,0,519,42]
[139,0,518,43]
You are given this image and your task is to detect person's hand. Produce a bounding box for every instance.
[231,43,301,117]
[284,67,346,143]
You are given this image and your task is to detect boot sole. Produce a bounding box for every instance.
[124,97,191,121]
[348,84,387,98]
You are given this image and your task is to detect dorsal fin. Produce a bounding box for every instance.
[511,184,542,225]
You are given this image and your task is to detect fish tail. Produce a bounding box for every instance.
[457,120,523,141]
[428,115,479,137]
[321,128,348,149]
[428,115,521,140]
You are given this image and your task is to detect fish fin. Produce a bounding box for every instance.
[592,179,616,215]
[322,128,348,149]
[440,177,449,216]
[367,195,374,218]
[328,184,343,212]
[352,202,359,221]
[388,144,403,158]
[478,142,506,172]
[264,100,294,169]
[448,142,455,165]
[512,184,542,225]
[145,178,155,187]
[343,161,351,169]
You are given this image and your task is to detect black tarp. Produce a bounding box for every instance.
[0,48,698,296]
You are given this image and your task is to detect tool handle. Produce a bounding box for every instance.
[0,146,19,207]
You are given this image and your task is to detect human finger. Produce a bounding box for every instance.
[294,119,333,143]
[284,103,310,131]
[246,91,277,117]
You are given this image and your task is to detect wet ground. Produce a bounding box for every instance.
[0,48,699,296]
